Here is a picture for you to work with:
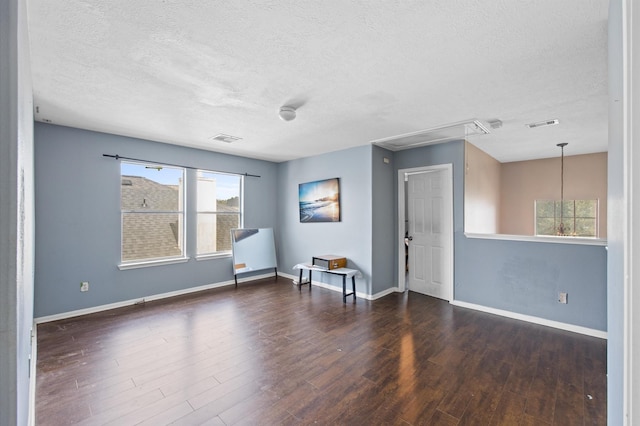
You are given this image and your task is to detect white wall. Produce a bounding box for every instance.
[629,1,640,418]
[607,1,625,423]
[609,1,640,423]
[0,0,35,424]
[604,0,640,422]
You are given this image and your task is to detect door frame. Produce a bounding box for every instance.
[397,163,454,301]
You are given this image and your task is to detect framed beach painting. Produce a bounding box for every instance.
[299,177,341,223]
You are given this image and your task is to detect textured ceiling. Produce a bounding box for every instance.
[27,0,609,163]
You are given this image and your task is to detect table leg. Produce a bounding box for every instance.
[298,270,303,292]
[352,276,356,301]
[342,275,346,303]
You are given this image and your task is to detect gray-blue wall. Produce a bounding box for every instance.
[276,145,373,294]
[34,123,278,317]
[395,140,466,237]
[457,238,606,330]
[371,145,396,294]
[34,123,609,331]
[395,139,466,299]
[394,140,607,332]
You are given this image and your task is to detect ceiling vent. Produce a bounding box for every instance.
[209,134,242,143]
[371,119,494,151]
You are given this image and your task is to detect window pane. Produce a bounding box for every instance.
[560,200,574,219]
[197,172,241,212]
[122,213,184,261]
[121,163,183,211]
[121,162,185,263]
[197,171,243,256]
[557,220,574,235]
[575,200,597,218]
[535,200,555,218]
[574,218,597,237]
[197,213,240,254]
[536,217,557,235]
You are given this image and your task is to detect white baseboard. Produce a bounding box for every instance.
[280,277,607,338]
[34,272,276,324]
[35,272,604,341]
[450,300,607,339]
[371,286,400,300]
[28,323,37,426]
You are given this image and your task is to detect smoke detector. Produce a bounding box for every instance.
[279,106,296,121]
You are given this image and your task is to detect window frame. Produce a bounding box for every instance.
[195,169,244,259]
[119,161,188,269]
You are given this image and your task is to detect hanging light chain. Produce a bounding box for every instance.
[557,143,568,235]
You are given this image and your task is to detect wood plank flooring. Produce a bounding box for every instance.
[36,278,606,425]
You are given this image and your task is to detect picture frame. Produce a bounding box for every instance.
[298,177,341,223]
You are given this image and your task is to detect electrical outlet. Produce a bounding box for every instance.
[80,281,89,292]
[558,292,568,304]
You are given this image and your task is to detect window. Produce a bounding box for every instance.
[197,170,243,256]
[535,199,598,237]
[121,162,185,263]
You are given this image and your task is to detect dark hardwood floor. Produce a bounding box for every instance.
[36,278,606,425]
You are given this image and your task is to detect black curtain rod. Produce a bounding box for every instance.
[103,154,261,178]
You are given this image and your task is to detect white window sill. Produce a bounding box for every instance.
[118,257,190,270]
[195,252,232,261]
[464,233,607,246]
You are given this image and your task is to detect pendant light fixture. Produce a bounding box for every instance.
[557,142,568,236]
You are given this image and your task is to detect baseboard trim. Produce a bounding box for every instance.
[371,286,400,300]
[34,272,276,324]
[28,323,37,426]
[450,300,607,339]
[35,275,603,341]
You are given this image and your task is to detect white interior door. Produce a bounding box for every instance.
[407,167,452,300]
